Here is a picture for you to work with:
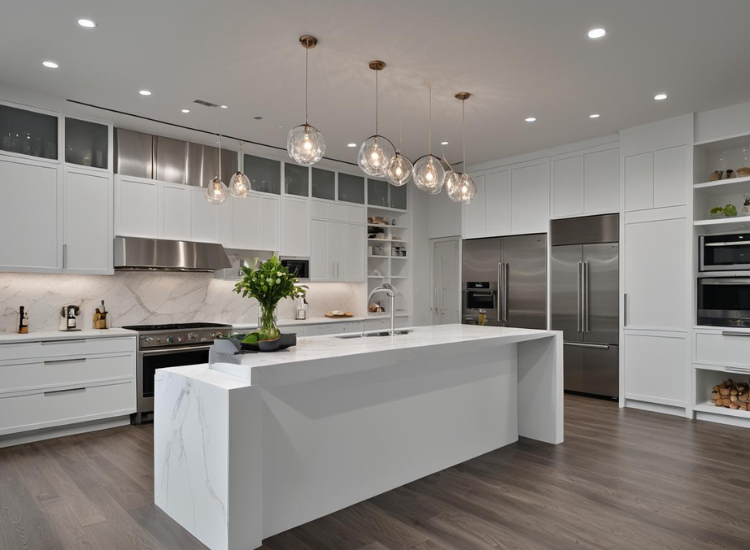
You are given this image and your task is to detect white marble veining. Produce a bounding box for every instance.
[0,272,365,333]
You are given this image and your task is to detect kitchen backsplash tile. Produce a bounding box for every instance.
[0,273,365,333]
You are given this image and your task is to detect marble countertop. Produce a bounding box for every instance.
[232,313,409,331]
[0,327,137,344]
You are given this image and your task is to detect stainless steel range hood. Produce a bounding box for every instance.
[114,237,232,272]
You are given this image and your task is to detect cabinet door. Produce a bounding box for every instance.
[329,220,347,280]
[462,175,486,238]
[624,333,687,407]
[64,169,111,273]
[345,223,365,282]
[261,196,280,252]
[653,146,687,209]
[231,194,262,250]
[190,188,220,243]
[0,159,59,271]
[624,217,687,331]
[310,219,330,281]
[584,148,619,214]
[511,162,549,234]
[116,177,158,238]
[159,183,190,241]
[281,197,309,257]
[485,170,511,236]
[552,156,584,218]
[624,152,653,212]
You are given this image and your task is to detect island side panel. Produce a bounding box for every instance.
[517,333,564,444]
[260,344,519,539]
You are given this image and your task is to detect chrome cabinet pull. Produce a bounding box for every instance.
[563,342,610,350]
[721,331,750,338]
[577,262,583,333]
[497,262,502,323]
[503,263,509,323]
[44,387,86,396]
[43,358,86,365]
[42,339,87,345]
[63,244,67,269]
[623,294,628,327]
[584,262,590,333]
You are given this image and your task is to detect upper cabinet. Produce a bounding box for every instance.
[65,118,108,170]
[552,147,619,218]
[0,103,58,161]
[485,170,511,236]
[312,168,335,201]
[510,161,549,234]
[284,163,309,197]
[245,154,280,195]
[338,173,365,204]
[624,145,687,212]
[462,175,486,239]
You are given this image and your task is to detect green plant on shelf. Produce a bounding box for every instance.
[710,204,738,218]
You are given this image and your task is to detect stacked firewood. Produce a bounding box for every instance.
[711,379,750,410]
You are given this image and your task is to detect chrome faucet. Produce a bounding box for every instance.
[368,284,395,335]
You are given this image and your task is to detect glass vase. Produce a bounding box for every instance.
[258,304,280,341]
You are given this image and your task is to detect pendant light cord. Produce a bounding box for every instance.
[375,69,379,136]
[462,99,466,172]
[304,47,309,125]
[218,106,222,179]
[428,86,432,156]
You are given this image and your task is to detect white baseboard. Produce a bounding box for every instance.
[0,416,131,448]
[625,399,687,418]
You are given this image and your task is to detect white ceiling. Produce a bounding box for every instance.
[3,0,750,167]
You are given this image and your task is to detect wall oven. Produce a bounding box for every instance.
[700,233,750,272]
[464,282,497,311]
[697,278,750,327]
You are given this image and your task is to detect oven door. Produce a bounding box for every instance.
[465,289,497,311]
[700,234,750,272]
[697,277,750,327]
[135,344,211,423]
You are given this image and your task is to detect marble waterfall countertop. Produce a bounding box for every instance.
[0,327,137,344]
[231,313,409,331]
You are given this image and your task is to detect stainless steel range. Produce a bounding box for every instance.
[122,322,233,424]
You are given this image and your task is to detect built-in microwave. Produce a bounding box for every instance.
[464,282,497,310]
[280,257,309,280]
[700,233,750,272]
[697,277,750,327]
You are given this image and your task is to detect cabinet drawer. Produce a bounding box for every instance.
[0,353,135,395]
[0,337,136,363]
[365,318,390,332]
[695,332,750,368]
[306,322,364,336]
[0,380,135,435]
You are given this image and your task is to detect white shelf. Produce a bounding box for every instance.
[367,205,408,213]
[368,255,408,259]
[367,275,385,279]
[694,175,750,195]
[693,216,750,228]
[694,401,750,418]
[367,223,409,229]
[390,276,408,280]
[368,238,409,243]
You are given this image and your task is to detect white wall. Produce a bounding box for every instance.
[410,187,431,326]
[428,193,462,239]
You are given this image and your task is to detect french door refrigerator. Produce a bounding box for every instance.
[550,214,619,398]
[462,234,547,329]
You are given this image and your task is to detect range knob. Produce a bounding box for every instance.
[142,336,154,343]
[166,336,174,344]
[156,337,161,343]
[177,336,183,343]
[187,333,197,341]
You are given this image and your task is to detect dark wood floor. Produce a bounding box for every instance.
[2,396,749,550]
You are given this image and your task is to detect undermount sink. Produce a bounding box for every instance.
[336,329,413,339]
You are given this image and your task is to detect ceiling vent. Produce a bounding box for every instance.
[193,99,221,108]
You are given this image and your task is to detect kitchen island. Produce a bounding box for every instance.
[154,324,563,550]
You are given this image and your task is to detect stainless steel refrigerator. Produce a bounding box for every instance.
[462,234,547,329]
[550,214,619,398]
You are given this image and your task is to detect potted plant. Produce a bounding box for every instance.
[234,255,307,342]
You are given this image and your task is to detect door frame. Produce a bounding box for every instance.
[429,236,462,325]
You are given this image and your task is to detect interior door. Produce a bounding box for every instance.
[432,238,461,325]
[550,244,583,341]
[583,243,619,344]
[502,234,547,329]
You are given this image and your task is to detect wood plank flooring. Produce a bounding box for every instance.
[1,396,749,550]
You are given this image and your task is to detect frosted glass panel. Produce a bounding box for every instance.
[312,168,335,200]
[285,163,309,197]
[65,118,108,169]
[0,104,58,160]
[389,183,407,210]
[338,173,364,204]
[244,154,280,194]
[368,179,389,207]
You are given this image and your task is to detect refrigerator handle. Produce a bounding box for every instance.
[584,261,590,333]
[503,263,509,323]
[623,293,628,327]
[577,262,583,333]
[497,262,502,322]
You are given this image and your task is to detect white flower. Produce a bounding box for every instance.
[267,277,273,285]
[276,278,281,284]
[277,271,283,277]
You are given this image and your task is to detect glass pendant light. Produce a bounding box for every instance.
[448,92,477,204]
[206,107,228,205]
[228,141,250,198]
[359,61,396,177]
[287,36,326,166]
[413,86,446,195]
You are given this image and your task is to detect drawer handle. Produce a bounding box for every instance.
[43,358,87,365]
[721,331,750,338]
[44,387,86,396]
[563,342,610,350]
[42,339,87,345]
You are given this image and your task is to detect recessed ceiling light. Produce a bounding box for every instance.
[181,109,190,113]
[253,116,263,120]
[589,113,600,119]
[441,141,449,145]
[587,28,606,39]
[525,117,537,123]
[220,105,228,109]
[347,143,357,148]
[42,61,59,69]
[654,93,667,101]
[139,90,152,96]
[77,18,97,28]
[277,125,284,129]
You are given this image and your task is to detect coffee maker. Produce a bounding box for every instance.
[59,305,81,331]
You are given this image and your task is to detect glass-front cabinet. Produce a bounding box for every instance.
[338,173,365,204]
[367,179,389,207]
[312,167,335,200]
[0,104,58,160]
[245,154,280,194]
[389,182,407,210]
[285,163,309,197]
[65,118,109,169]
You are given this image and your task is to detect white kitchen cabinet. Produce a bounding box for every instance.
[511,162,549,234]
[190,187,221,243]
[583,148,619,214]
[345,223,365,281]
[624,152,653,212]
[552,156,584,218]
[484,170,511,236]
[462,175,486,239]
[329,220,347,280]
[309,218,363,282]
[63,168,112,273]
[305,321,364,336]
[115,175,158,238]
[261,196,280,252]
[624,217,687,331]
[653,145,687,209]
[159,182,190,241]
[310,218,330,280]
[624,333,687,408]
[230,194,262,250]
[0,157,59,272]
[281,197,310,257]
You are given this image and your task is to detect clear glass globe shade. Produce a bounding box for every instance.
[445,171,461,196]
[413,155,446,195]
[358,135,395,177]
[385,153,413,186]
[287,124,325,166]
[205,177,227,204]
[448,173,477,204]
[228,171,250,198]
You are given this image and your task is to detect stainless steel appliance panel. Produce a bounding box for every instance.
[583,243,619,345]
[699,233,750,272]
[697,277,750,327]
[114,236,231,272]
[202,145,239,184]
[155,136,188,184]
[563,343,584,393]
[550,214,619,246]
[581,343,619,397]
[461,238,502,326]
[186,142,204,187]
[115,129,153,178]
[551,244,583,342]
[502,233,547,330]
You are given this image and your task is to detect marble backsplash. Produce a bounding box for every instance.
[0,272,365,333]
